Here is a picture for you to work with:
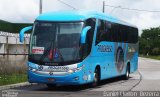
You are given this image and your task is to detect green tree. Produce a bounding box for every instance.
[139,27,160,56]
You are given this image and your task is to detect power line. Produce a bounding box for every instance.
[105,4,160,13]
[57,0,78,10]
[110,6,121,14]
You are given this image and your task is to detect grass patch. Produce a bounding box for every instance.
[0,74,27,86]
[140,55,160,60]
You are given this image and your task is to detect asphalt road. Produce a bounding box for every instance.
[1,57,160,97]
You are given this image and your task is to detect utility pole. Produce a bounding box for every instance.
[39,0,42,14]
[103,1,105,13]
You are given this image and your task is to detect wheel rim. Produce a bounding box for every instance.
[94,73,98,82]
[93,70,99,86]
[126,67,129,78]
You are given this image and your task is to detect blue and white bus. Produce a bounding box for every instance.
[20,11,138,87]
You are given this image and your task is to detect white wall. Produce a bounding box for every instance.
[0,36,6,43]
[0,32,30,54]
[8,44,29,54]
[0,43,5,53]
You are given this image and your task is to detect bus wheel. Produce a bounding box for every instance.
[91,68,100,87]
[46,84,56,89]
[123,65,130,80]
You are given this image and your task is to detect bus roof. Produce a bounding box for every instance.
[36,11,136,27]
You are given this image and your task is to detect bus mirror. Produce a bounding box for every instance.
[81,26,91,44]
[20,26,32,43]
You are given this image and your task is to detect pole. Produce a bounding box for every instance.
[103,1,105,13]
[40,0,42,14]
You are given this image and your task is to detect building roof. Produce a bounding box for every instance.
[36,11,136,27]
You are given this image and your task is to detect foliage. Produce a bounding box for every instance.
[0,55,28,86]
[139,27,160,56]
[0,74,27,86]
[0,20,32,33]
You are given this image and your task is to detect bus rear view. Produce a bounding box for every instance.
[19,11,138,88]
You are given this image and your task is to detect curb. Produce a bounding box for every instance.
[0,82,34,90]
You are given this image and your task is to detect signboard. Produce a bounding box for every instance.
[32,47,44,54]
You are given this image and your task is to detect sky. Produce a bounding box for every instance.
[0,0,160,35]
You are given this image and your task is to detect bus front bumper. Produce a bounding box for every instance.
[28,70,91,85]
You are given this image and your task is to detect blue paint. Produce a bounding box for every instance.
[36,11,136,27]
[19,26,32,42]
[24,11,138,86]
[81,26,91,44]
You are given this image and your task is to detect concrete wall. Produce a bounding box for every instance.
[0,32,29,74]
[0,43,5,53]
[8,44,29,54]
[0,36,6,43]
[0,31,30,54]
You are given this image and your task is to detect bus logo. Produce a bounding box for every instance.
[97,45,112,52]
[49,72,53,75]
[48,66,69,72]
[115,47,124,73]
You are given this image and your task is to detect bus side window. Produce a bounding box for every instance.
[96,20,105,45]
[109,23,116,42]
[123,26,128,43]
[84,18,96,55]
[86,18,95,46]
[105,22,111,41]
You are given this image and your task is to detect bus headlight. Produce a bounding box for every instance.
[68,69,74,73]
[28,62,38,72]
[68,65,85,73]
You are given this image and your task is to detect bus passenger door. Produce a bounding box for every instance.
[91,19,114,79]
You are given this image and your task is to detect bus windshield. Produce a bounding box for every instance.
[29,21,84,65]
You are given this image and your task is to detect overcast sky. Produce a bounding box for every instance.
[0,0,160,35]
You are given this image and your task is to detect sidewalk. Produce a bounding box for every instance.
[0,82,32,90]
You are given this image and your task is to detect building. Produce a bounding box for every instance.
[0,32,30,54]
[0,20,32,55]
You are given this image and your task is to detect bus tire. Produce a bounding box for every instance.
[123,65,130,80]
[46,84,56,89]
[91,67,100,87]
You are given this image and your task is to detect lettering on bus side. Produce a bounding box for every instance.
[97,45,112,52]
[48,66,69,72]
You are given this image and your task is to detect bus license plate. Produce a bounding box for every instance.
[47,78,55,82]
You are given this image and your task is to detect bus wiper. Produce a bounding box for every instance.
[39,40,54,64]
[39,41,65,64]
